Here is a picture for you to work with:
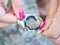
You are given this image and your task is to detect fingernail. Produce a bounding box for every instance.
[19,10,25,20]
[39,22,46,30]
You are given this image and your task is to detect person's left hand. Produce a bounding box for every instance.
[12,0,24,18]
[0,2,17,28]
[42,0,60,45]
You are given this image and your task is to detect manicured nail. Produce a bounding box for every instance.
[19,10,25,20]
[39,22,46,30]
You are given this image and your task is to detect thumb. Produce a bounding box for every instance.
[0,13,17,23]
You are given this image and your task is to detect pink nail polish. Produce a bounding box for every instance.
[19,10,25,20]
[39,22,46,30]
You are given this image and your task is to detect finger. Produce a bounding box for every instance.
[42,4,60,39]
[0,13,17,23]
[53,4,60,34]
[0,5,5,15]
[48,4,60,38]
[42,29,50,38]
[44,0,58,30]
[50,36,60,45]
[42,29,57,39]
[55,36,60,45]
[48,36,60,45]
[42,28,59,39]
[12,0,24,18]
[0,22,12,28]
[0,0,8,10]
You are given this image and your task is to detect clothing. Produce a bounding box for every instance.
[0,24,55,45]
[0,0,56,45]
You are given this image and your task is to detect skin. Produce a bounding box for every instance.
[0,10,17,28]
[42,0,60,45]
[0,0,60,44]
[0,0,17,28]
[0,0,24,28]
[12,0,24,18]
[12,0,60,44]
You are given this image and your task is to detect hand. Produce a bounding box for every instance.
[0,3,17,28]
[12,0,24,18]
[42,0,60,45]
[0,0,24,28]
